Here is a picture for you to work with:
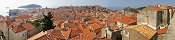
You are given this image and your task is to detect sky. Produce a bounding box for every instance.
[0,0,175,16]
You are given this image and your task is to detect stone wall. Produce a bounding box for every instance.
[27,27,41,39]
[137,10,157,30]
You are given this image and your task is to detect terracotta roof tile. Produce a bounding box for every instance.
[89,23,101,30]
[69,22,76,28]
[87,19,98,23]
[52,18,61,26]
[62,29,71,39]
[69,28,83,38]
[159,5,168,9]
[134,25,156,39]
[157,27,167,35]
[74,20,80,23]
[111,18,118,23]
[95,29,101,34]
[150,6,161,11]
[12,26,26,33]
[47,29,65,39]
[28,31,46,40]
[157,25,167,35]
[98,38,112,40]
[15,14,32,22]
[173,6,175,9]
[70,32,97,40]
[22,23,36,30]
[10,22,26,33]
[36,34,56,40]
[5,17,13,26]
[60,20,67,29]
[97,30,103,38]
[77,24,84,31]
[117,16,136,24]
[83,26,91,34]
[130,13,137,20]
[110,25,119,30]
[83,23,102,34]
[29,29,66,40]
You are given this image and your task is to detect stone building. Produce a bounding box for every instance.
[137,5,173,30]
[122,25,157,40]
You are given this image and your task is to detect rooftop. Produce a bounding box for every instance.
[134,25,157,39]
[116,16,136,24]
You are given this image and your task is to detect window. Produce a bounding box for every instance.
[123,30,129,37]
[23,32,27,36]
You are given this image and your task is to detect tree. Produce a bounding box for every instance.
[42,12,55,31]
[123,7,139,13]
[32,20,41,27]
[136,6,146,10]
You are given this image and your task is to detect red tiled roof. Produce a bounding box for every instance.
[74,20,80,23]
[112,18,118,23]
[157,26,167,35]
[97,22,108,28]
[110,25,119,30]
[98,38,112,40]
[87,19,98,23]
[15,14,32,22]
[47,29,65,39]
[69,28,83,38]
[89,23,101,30]
[12,26,26,33]
[70,32,97,40]
[5,16,13,26]
[22,23,36,30]
[159,5,168,9]
[130,13,137,20]
[29,29,67,40]
[96,30,103,38]
[60,21,66,29]
[52,18,61,26]
[69,22,76,28]
[173,6,175,9]
[62,29,71,39]
[83,23,102,34]
[9,22,26,33]
[8,22,37,33]
[77,24,84,31]
[134,25,156,39]
[150,6,161,11]
[83,26,91,34]
[117,16,136,24]
[95,29,101,33]
[79,18,86,23]
[36,34,56,40]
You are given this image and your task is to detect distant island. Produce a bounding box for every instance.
[18,4,42,8]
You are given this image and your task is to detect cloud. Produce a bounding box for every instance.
[18,4,42,8]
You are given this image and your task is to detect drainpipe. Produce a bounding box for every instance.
[106,30,107,38]
[167,9,170,25]
[171,8,174,19]
[8,27,9,40]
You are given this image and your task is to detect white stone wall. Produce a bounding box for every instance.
[137,10,157,30]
